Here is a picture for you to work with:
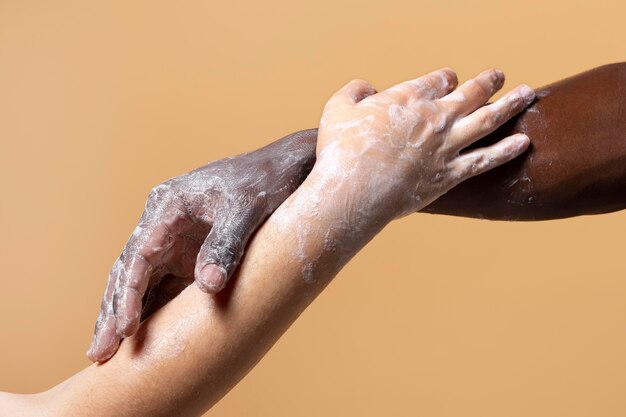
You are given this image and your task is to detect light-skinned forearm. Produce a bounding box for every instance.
[40,164,386,417]
[87,63,626,367]
[10,67,533,417]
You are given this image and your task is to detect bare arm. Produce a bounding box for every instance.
[8,67,533,417]
[44,211,356,417]
[87,130,318,362]
[297,63,625,220]
[424,62,626,220]
[89,63,625,361]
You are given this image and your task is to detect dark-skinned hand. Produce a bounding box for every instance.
[87,129,317,362]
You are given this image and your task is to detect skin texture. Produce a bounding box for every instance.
[0,67,533,417]
[315,68,533,220]
[89,67,534,363]
[308,62,626,220]
[87,130,317,362]
[89,63,625,364]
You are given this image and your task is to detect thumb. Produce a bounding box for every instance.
[325,78,377,109]
[194,208,262,293]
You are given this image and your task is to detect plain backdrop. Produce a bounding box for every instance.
[1,1,625,416]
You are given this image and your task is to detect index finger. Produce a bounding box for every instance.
[379,68,458,103]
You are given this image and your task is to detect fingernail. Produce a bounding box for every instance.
[198,264,226,293]
[520,84,535,105]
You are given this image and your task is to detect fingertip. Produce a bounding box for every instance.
[196,264,227,293]
[492,68,505,90]
[87,318,121,363]
[441,67,458,87]
[479,68,505,91]
[93,344,119,363]
[494,68,505,82]
[520,84,536,105]
[512,133,531,152]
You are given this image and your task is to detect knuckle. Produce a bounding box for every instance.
[161,203,189,229]
[393,82,415,98]
[147,186,159,201]
[507,92,525,110]
[206,242,239,267]
[487,109,504,126]
[475,110,493,128]
[470,155,486,172]
[147,184,166,202]
[212,233,243,253]
[147,179,177,201]
[431,112,448,133]
[447,164,465,182]
[475,108,499,128]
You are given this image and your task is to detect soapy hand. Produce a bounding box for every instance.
[87,130,317,362]
[87,68,534,362]
[315,68,535,223]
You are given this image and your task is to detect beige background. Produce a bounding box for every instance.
[1,1,625,416]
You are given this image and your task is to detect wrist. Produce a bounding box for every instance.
[266,159,391,287]
[299,159,393,248]
[308,154,403,226]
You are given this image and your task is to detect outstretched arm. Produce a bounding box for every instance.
[3,68,532,417]
[89,64,625,362]
[298,63,625,220]
[282,63,626,220]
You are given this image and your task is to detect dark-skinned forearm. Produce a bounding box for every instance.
[426,62,626,220]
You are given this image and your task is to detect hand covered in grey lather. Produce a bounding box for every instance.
[87,129,317,362]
